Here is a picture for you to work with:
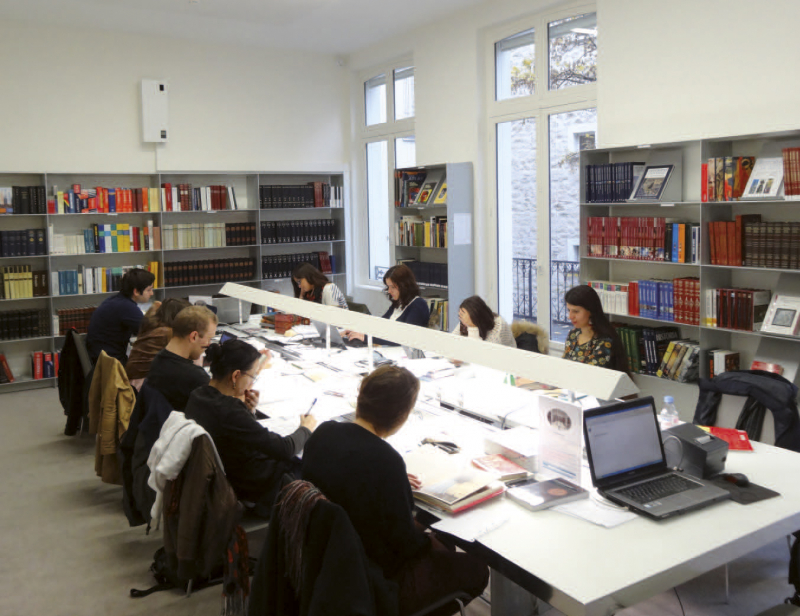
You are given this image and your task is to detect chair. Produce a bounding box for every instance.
[511,320,548,354]
[348,300,372,315]
[72,331,93,378]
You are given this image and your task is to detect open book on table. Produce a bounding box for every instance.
[404,445,505,514]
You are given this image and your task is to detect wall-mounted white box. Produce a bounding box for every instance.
[141,79,169,143]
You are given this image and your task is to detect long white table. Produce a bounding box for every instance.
[226,323,800,616]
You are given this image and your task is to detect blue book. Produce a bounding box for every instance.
[108,189,116,213]
[671,224,680,262]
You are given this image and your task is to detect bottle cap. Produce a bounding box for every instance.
[664,395,674,404]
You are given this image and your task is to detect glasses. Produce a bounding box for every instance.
[241,371,258,381]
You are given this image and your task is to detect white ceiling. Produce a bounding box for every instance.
[0,0,490,55]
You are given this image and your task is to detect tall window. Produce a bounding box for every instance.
[489,8,597,345]
[360,61,415,282]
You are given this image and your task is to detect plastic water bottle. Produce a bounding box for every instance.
[659,396,680,430]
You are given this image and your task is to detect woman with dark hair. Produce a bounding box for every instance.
[453,295,516,347]
[562,285,627,371]
[291,262,348,309]
[184,339,317,515]
[126,297,191,387]
[343,264,429,345]
[302,365,488,615]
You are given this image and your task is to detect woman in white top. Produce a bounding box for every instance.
[291,263,348,309]
[453,295,516,348]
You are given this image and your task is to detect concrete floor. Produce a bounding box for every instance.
[0,386,796,616]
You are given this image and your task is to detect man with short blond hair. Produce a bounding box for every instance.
[146,305,218,411]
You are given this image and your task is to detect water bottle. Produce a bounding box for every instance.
[659,396,680,430]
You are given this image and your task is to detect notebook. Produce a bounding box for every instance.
[583,397,730,520]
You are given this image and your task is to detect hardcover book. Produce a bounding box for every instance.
[506,477,588,512]
[629,165,675,201]
[472,454,530,482]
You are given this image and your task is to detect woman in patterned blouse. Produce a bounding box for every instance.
[562,285,627,371]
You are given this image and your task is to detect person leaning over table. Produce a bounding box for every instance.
[343,264,430,346]
[302,364,489,616]
[125,297,191,390]
[291,262,348,309]
[562,284,627,371]
[185,339,317,516]
[452,295,516,348]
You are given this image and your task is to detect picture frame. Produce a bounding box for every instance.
[629,165,675,201]
[761,294,800,336]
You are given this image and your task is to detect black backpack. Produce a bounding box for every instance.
[130,547,223,598]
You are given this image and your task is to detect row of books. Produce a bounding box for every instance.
[162,223,256,250]
[163,258,256,288]
[613,324,678,376]
[396,215,448,248]
[0,229,47,257]
[0,186,47,215]
[259,183,342,209]
[740,219,800,269]
[259,220,337,244]
[30,350,58,380]
[708,350,740,378]
[1,267,48,300]
[588,278,700,325]
[584,162,645,203]
[427,298,449,331]
[0,309,48,340]
[783,148,800,199]
[702,157,755,202]
[57,307,96,335]
[162,183,238,212]
[53,263,160,297]
[52,185,161,214]
[262,251,334,279]
[398,260,448,289]
[49,222,160,255]
[703,287,770,331]
[586,217,700,263]
[655,339,701,382]
[394,169,448,207]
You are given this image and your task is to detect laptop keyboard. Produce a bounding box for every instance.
[617,474,698,504]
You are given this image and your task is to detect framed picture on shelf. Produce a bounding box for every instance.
[761,294,800,336]
[629,165,675,201]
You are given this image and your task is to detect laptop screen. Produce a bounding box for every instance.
[584,399,664,481]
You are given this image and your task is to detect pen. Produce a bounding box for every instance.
[305,398,317,416]
[324,390,345,398]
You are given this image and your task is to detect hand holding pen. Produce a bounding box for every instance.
[300,398,318,432]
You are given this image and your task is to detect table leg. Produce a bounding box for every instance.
[490,570,541,616]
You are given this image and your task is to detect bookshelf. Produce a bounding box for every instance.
[0,170,348,390]
[393,162,474,331]
[579,130,800,411]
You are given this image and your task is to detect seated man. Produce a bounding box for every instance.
[86,268,156,364]
[146,305,218,412]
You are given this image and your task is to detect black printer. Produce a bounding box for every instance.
[663,423,729,478]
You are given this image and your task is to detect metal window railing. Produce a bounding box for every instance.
[512,258,580,325]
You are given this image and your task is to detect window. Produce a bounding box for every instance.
[359,60,415,284]
[488,6,597,345]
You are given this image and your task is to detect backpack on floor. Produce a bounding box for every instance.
[129,547,223,598]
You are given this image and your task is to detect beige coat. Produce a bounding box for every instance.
[88,351,135,485]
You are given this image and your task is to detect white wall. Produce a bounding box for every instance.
[0,20,349,173]
[598,0,800,147]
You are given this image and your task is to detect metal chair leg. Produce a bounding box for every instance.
[185,579,193,598]
[456,597,466,616]
[724,563,730,604]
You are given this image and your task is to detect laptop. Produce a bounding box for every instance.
[311,320,365,348]
[212,298,252,325]
[583,397,730,520]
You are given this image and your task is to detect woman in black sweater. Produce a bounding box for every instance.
[302,365,488,615]
[184,339,317,515]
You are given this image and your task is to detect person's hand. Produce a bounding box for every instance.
[244,389,260,412]
[257,349,272,371]
[344,331,365,342]
[407,473,423,490]
[300,414,318,431]
[458,308,474,328]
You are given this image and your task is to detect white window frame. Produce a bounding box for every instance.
[355,56,415,288]
[483,3,597,350]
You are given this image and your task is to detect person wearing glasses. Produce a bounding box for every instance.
[291,262,348,309]
[343,264,430,346]
[184,339,317,515]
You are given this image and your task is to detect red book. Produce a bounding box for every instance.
[718,223,729,266]
[701,163,708,202]
[704,426,754,452]
[161,183,173,212]
[472,454,529,482]
[751,360,784,375]
[31,351,43,380]
[0,354,14,382]
[54,351,59,378]
[726,222,736,267]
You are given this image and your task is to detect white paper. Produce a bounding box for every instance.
[454,213,472,245]
[538,396,583,482]
[553,495,637,528]
[431,501,511,542]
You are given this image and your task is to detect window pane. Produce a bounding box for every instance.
[395,136,416,170]
[549,108,596,342]
[394,66,415,121]
[495,28,535,101]
[367,141,390,279]
[365,74,387,126]
[497,117,537,324]
[548,13,597,91]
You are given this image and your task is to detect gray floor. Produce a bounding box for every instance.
[0,386,796,616]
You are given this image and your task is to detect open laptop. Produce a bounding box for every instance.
[583,397,730,520]
[311,320,365,348]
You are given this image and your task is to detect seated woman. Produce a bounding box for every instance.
[453,295,516,347]
[125,297,191,389]
[563,285,627,371]
[184,339,317,515]
[291,262,348,309]
[302,365,488,615]
[344,264,429,345]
